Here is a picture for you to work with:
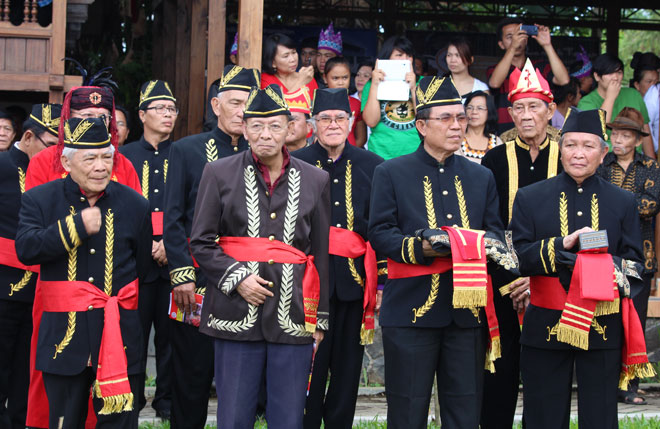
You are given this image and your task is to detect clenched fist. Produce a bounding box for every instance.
[81,206,102,235]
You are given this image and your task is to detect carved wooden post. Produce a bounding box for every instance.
[23,0,29,23]
[1,0,8,22]
[237,0,263,69]
[31,0,37,23]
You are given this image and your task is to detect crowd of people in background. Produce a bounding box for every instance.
[1,15,660,429]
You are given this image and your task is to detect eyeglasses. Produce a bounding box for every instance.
[316,115,349,126]
[426,114,468,125]
[465,105,488,112]
[145,105,179,116]
[33,132,55,148]
[247,123,287,134]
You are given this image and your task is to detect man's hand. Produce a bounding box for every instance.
[562,226,595,250]
[152,239,168,266]
[236,274,275,306]
[81,207,102,235]
[510,277,530,312]
[532,24,552,47]
[422,239,441,257]
[375,290,383,316]
[313,329,324,348]
[509,26,529,52]
[172,282,196,315]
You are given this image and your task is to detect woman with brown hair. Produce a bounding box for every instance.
[444,37,489,100]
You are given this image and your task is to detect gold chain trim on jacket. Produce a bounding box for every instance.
[17,167,26,193]
[278,168,311,337]
[141,161,149,199]
[548,140,559,177]
[413,176,439,323]
[103,209,114,296]
[559,192,568,236]
[163,159,169,183]
[454,176,470,229]
[548,238,556,272]
[208,166,260,333]
[55,206,79,359]
[539,239,548,274]
[591,194,599,231]
[345,161,364,287]
[9,271,34,296]
[205,138,218,162]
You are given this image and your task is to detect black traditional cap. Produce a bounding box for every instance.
[217,65,261,94]
[311,88,351,116]
[63,117,111,149]
[27,103,62,137]
[561,107,607,141]
[139,80,176,110]
[415,76,463,111]
[243,85,291,119]
[70,86,114,111]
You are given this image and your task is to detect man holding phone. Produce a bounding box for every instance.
[487,17,570,134]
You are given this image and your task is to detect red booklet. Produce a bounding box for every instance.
[168,292,204,327]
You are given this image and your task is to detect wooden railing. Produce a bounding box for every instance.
[0,0,81,101]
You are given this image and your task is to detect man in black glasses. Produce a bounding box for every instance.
[120,79,178,420]
[369,76,504,428]
[0,103,60,429]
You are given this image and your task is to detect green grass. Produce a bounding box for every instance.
[139,416,660,428]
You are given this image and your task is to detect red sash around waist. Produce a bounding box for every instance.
[40,279,138,414]
[0,237,40,273]
[328,226,378,344]
[151,212,163,236]
[218,237,320,333]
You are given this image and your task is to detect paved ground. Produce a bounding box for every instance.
[138,385,660,426]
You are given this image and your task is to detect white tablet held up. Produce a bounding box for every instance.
[376,60,411,101]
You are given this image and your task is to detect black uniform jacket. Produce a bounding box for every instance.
[120,136,172,282]
[15,176,152,375]
[0,145,37,302]
[292,142,385,301]
[190,150,330,344]
[511,172,644,350]
[164,126,249,290]
[368,144,504,329]
[481,135,563,226]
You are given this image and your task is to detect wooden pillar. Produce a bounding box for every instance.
[606,6,620,55]
[207,0,226,91]
[187,0,208,136]
[173,0,191,140]
[48,0,67,102]
[237,0,263,69]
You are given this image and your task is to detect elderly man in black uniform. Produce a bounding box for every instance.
[368,76,504,429]
[15,117,152,428]
[0,103,60,429]
[510,108,654,428]
[480,58,561,428]
[293,88,385,429]
[190,84,330,428]
[120,79,177,419]
[163,64,260,428]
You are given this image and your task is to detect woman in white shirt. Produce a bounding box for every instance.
[445,37,489,101]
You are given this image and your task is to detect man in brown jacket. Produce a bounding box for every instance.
[190,84,330,428]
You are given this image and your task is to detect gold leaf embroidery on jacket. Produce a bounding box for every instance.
[163,159,169,184]
[413,176,439,323]
[141,161,149,199]
[103,209,114,296]
[8,271,34,296]
[559,192,568,237]
[345,161,364,287]
[454,176,470,229]
[205,138,218,162]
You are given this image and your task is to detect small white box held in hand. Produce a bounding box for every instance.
[376,60,411,101]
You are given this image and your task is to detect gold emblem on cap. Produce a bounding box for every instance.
[598,109,608,141]
[140,80,158,105]
[219,66,243,88]
[64,119,94,143]
[163,81,173,97]
[424,76,444,104]
[89,92,102,105]
[265,86,288,110]
[245,87,258,110]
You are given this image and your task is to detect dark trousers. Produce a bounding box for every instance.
[521,345,619,429]
[304,298,364,429]
[169,320,214,429]
[481,292,520,429]
[136,277,172,413]
[382,324,487,429]
[627,274,652,393]
[214,338,314,429]
[42,369,139,429]
[0,300,32,429]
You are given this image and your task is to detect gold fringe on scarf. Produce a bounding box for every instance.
[484,336,502,373]
[360,324,375,346]
[452,288,487,309]
[93,381,134,415]
[619,363,657,390]
[556,323,589,350]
